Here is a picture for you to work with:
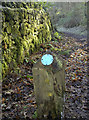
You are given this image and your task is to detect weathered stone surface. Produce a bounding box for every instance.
[32,52,65,119]
[1,2,52,78]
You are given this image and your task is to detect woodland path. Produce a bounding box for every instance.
[61,33,88,119]
[2,32,88,120]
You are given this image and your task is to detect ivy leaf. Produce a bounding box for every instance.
[31,59,36,64]
[56,11,60,15]
[26,75,33,79]
[32,111,38,119]
[25,59,29,63]
[40,48,43,51]
[23,106,27,109]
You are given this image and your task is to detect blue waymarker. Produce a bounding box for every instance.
[41,54,54,65]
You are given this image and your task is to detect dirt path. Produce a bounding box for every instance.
[63,34,88,119]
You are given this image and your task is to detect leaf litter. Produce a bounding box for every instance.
[2,33,88,119]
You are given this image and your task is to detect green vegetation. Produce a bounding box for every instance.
[2,2,52,78]
[47,2,87,28]
[32,111,38,119]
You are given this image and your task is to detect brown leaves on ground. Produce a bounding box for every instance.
[2,33,88,119]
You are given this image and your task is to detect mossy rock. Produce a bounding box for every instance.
[2,2,52,78]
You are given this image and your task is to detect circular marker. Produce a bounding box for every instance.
[41,54,54,65]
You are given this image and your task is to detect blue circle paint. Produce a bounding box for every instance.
[41,54,54,65]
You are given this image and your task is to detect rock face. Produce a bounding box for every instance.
[32,51,65,119]
[1,2,52,78]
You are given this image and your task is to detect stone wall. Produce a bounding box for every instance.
[1,2,52,78]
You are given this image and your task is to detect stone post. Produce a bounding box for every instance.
[32,51,65,119]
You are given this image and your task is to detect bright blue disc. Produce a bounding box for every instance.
[41,54,53,65]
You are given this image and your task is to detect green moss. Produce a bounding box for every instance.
[23,41,28,50]
[6,23,11,33]
[0,61,2,81]
[3,61,8,71]
[29,43,34,51]
[18,45,24,63]
[2,2,52,78]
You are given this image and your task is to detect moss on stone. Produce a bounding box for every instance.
[2,2,52,78]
